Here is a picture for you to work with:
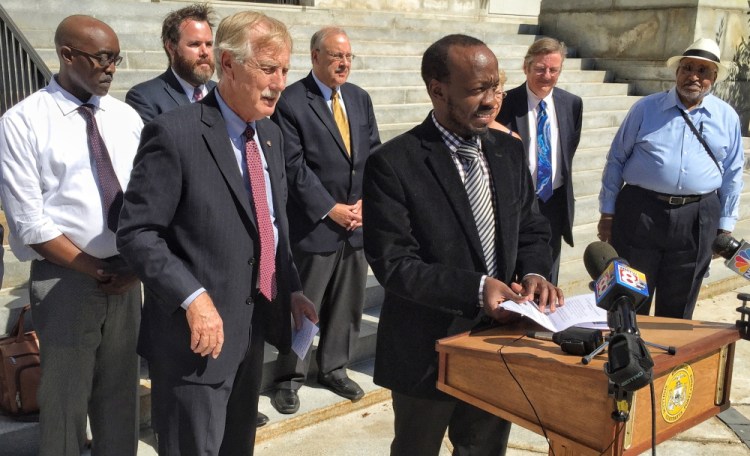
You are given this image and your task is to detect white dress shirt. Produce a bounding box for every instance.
[172,68,208,102]
[0,76,143,261]
[525,86,563,191]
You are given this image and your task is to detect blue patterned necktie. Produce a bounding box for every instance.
[536,100,553,202]
[455,140,497,278]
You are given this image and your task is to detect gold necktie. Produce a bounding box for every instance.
[331,91,351,156]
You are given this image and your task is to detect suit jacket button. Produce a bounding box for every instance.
[246,297,253,305]
[248,258,255,265]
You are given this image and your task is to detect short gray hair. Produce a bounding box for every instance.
[310,27,348,52]
[523,37,566,70]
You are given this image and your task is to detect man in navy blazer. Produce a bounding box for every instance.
[117,12,317,455]
[126,3,217,124]
[269,27,380,413]
[498,37,583,285]
[364,34,562,455]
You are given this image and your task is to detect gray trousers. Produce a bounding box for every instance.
[30,259,141,456]
[274,243,367,389]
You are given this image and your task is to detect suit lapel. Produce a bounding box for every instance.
[199,92,257,232]
[483,132,511,276]
[256,119,284,218]
[514,85,531,154]
[553,90,572,174]
[341,84,360,163]
[162,69,191,107]
[420,121,486,269]
[303,74,351,161]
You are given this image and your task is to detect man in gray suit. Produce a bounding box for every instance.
[126,3,216,124]
[498,37,583,285]
[269,27,380,413]
[117,11,317,455]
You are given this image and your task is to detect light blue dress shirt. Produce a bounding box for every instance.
[600,87,744,231]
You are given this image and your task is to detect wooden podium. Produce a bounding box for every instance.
[436,317,741,455]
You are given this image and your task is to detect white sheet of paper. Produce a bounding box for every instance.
[500,293,608,332]
[291,316,319,360]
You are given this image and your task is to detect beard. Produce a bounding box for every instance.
[676,83,712,108]
[173,53,215,86]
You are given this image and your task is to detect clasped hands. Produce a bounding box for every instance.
[482,275,564,324]
[328,200,362,231]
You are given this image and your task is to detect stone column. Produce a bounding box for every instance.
[539,0,750,133]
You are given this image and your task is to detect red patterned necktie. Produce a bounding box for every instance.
[193,86,203,102]
[245,125,276,300]
[78,104,123,232]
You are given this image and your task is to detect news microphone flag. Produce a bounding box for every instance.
[726,242,750,280]
[594,260,649,308]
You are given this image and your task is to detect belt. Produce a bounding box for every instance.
[653,193,706,206]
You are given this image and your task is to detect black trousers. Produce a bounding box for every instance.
[611,185,720,319]
[390,391,510,456]
[150,307,265,456]
[537,186,567,285]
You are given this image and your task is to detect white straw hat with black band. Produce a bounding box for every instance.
[666,38,729,82]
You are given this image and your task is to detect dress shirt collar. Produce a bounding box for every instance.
[525,83,554,111]
[430,111,481,151]
[663,86,718,115]
[215,89,257,140]
[49,75,105,115]
[171,68,206,102]
[311,70,340,101]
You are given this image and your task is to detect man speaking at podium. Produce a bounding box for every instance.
[363,34,562,455]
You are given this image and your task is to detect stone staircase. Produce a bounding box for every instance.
[0,0,749,446]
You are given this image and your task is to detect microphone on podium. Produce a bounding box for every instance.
[526,327,603,356]
[582,242,654,392]
[712,233,750,281]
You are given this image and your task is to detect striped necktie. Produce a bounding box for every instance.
[536,100,553,202]
[455,140,497,277]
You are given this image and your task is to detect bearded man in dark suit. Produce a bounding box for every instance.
[117,11,317,456]
[126,3,217,124]
[363,34,562,455]
[498,37,583,285]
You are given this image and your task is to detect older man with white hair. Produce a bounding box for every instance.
[598,38,745,320]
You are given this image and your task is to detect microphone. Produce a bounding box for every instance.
[712,233,750,280]
[582,242,654,392]
[583,242,649,323]
[526,327,603,356]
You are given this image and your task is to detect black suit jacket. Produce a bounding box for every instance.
[498,83,582,246]
[125,69,218,124]
[117,90,300,384]
[363,116,552,399]
[271,72,380,253]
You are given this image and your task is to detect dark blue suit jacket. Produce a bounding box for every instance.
[125,68,217,124]
[117,90,299,383]
[498,83,582,247]
[271,72,380,253]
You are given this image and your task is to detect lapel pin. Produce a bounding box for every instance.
[266,140,272,147]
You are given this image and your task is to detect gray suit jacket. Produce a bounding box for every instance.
[125,69,217,124]
[117,90,299,384]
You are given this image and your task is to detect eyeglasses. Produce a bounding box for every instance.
[322,51,356,62]
[678,63,716,78]
[531,66,561,76]
[69,47,123,67]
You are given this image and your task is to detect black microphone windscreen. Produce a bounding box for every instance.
[712,233,741,259]
[583,241,619,280]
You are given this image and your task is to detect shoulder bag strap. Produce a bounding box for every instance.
[677,108,722,175]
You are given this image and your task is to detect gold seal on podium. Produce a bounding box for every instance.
[661,363,694,423]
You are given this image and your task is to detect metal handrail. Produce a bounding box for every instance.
[0,3,51,116]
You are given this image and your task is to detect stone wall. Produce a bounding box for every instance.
[538,0,750,134]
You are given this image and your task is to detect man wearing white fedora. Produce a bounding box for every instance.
[597,37,745,319]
